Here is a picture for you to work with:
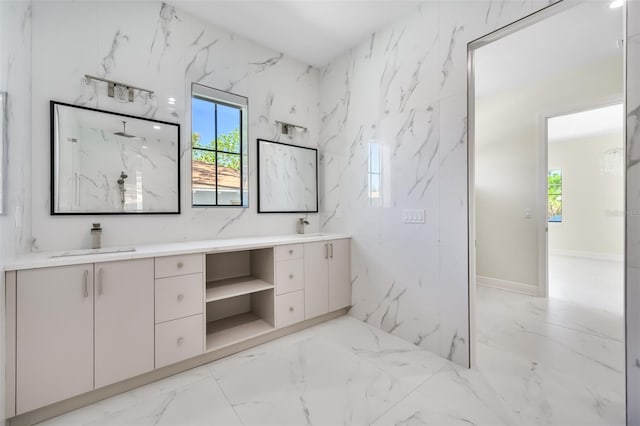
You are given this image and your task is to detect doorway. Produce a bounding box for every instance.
[545,103,625,314]
[468,1,625,424]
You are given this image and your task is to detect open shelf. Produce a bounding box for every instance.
[206,312,273,352]
[206,276,273,303]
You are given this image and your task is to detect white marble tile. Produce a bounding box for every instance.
[476,281,625,426]
[372,365,517,426]
[214,331,440,426]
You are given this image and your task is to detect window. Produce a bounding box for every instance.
[548,169,562,223]
[191,84,248,207]
[368,141,381,207]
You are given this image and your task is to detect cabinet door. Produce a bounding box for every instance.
[328,239,351,311]
[304,241,329,319]
[94,258,154,388]
[16,265,94,414]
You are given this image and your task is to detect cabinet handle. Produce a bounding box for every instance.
[177,337,184,345]
[324,243,328,259]
[289,306,294,312]
[83,270,89,298]
[289,274,294,279]
[289,249,293,255]
[98,268,104,296]
[177,261,184,269]
[177,294,184,302]
[330,243,334,259]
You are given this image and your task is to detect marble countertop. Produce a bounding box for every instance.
[5,233,351,271]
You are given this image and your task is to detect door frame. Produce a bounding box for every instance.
[537,96,624,297]
[467,0,577,367]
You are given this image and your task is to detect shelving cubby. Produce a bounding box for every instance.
[204,248,275,352]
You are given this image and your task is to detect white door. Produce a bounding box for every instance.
[94,258,154,388]
[328,239,351,311]
[304,241,329,319]
[16,265,94,414]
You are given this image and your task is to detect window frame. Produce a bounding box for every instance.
[191,84,248,208]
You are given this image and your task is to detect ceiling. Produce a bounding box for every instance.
[548,103,623,143]
[474,1,623,98]
[170,1,421,68]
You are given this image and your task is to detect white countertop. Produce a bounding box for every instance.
[5,233,351,271]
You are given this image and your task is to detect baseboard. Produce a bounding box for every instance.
[476,275,538,296]
[549,249,623,262]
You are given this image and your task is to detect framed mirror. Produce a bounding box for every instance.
[257,138,318,213]
[51,101,180,214]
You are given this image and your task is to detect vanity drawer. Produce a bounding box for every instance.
[155,273,203,323]
[275,244,303,261]
[155,314,204,368]
[276,259,304,295]
[155,254,202,278]
[276,290,304,328]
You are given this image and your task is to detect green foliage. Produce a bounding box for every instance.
[548,170,562,220]
[192,130,241,170]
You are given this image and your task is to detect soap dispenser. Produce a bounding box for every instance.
[91,223,102,249]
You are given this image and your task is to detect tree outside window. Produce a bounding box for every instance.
[548,169,562,223]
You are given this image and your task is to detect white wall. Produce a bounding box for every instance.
[475,55,622,288]
[549,132,624,259]
[319,0,557,366]
[28,0,320,252]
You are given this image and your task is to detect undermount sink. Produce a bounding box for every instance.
[50,247,136,258]
[298,233,329,237]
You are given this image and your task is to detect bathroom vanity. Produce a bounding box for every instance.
[4,233,350,422]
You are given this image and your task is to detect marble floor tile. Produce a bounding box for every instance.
[214,335,437,426]
[372,365,517,426]
[475,255,626,426]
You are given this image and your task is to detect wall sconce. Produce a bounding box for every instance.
[275,120,307,135]
[84,75,154,103]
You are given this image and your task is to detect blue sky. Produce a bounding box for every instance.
[192,98,240,149]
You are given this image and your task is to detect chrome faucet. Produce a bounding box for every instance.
[296,218,310,234]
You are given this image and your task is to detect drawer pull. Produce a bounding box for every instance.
[177,294,184,302]
[177,337,184,345]
[177,261,184,269]
[289,274,294,279]
[289,306,294,312]
[289,249,294,254]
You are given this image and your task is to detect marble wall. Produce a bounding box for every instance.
[29,1,320,252]
[319,1,558,366]
[626,1,640,423]
[1,0,32,422]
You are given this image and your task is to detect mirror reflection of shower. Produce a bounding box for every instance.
[117,171,128,206]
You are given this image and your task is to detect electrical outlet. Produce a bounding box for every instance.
[403,209,425,224]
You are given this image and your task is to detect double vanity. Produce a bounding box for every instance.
[4,233,350,421]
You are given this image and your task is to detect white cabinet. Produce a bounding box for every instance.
[328,239,351,311]
[94,259,154,388]
[8,235,350,417]
[276,290,304,328]
[275,258,304,295]
[155,314,204,368]
[303,242,329,319]
[15,259,154,414]
[304,239,351,319]
[16,265,94,414]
